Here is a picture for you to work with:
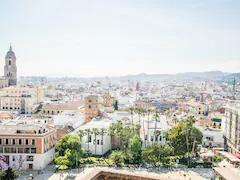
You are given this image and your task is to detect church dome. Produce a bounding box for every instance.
[5,46,16,58]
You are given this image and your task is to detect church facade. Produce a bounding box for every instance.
[0,45,17,88]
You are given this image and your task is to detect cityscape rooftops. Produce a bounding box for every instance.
[42,101,84,110]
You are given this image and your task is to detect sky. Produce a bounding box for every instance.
[0,0,240,77]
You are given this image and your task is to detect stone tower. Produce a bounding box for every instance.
[4,45,17,86]
[84,95,99,124]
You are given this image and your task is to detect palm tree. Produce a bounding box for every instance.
[147,108,152,146]
[85,129,92,152]
[152,110,160,131]
[92,128,99,155]
[129,107,135,132]
[141,109,147,147]
[135,124,141,136]
[135,108,142,125]
[115,120,124,149]
[77,130,85,142]
[172,117,179,125]
[99,128,107,155]
[154,130,161,143]
[108,123,116,151]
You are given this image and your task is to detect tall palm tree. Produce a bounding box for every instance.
[154,130,161,143]
[85,129,92,152]
[172,117,179,126]
[135,108,142,125]
[129,107,135,133]
[135,124,141,136]
[152,110,160,131]
[77,130,85,142]
[92,128,99,155]
[147,108,152,146]
[99,128,107,155]
[108,123,116,151]
[141,109,147,147]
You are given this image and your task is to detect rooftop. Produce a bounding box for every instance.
[42,101,84,110]
[0,124,54,135]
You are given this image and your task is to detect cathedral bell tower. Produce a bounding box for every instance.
[4,45,17,86]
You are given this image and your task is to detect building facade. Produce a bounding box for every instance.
[0,124,56,170]
[0,85,44,114]
[224,105,240,154]
[84,96,99,123]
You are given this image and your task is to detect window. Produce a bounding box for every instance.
[89,135,92,143]
[19,139,22,145]
[13,139,15,145]
[151,136,153,142]
[18,148,23,153]
[89,100,91,102]
[97,140,100,145]
[25,139,28,145]
[12,156,15,161]
[28,164,33,170]
[6,139,9,145]
[159,136,162,141]
[0,147,3,153]
[89,105,91,109]
[155,136,158,142]
[27,156,34,161]
[0,139,2,144]
[5,148,10,153]
[32,140,35,145]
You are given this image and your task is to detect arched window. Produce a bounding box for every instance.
[9,61,11,65]
[89,105,91,109]
[89,100,92,102]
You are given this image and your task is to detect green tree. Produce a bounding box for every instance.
[135,108,142,125]
[0,167,18,180]
[85,129,92,152]
[92,128,99,155]
[168,117,203,156]
[128,107,135,132]
[109,151,125,165]
[141,143,172,166]
[172,117,179,125]
[128,134,142,163]
[77,130,85,142]
[55,134,84,167]
[99,128,107,155]
[108,123,116,151]
[147,108,152,146]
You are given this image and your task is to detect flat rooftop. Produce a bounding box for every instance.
[0,124,54,135]
[42,101,84,110]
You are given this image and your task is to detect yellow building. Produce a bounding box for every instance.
[41,101,84,115]
[0,85,44,114]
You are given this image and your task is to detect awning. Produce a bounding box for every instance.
[233,153,240,158]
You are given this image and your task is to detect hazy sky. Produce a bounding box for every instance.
[0,0,240,77]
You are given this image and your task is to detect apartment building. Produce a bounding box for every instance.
[224,104,240,154]
[0,85,44,114]
[0,124,56,170]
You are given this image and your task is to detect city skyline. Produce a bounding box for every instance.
[0,0,240,77]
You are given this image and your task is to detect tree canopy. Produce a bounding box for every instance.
[128,134,142,163]
[55,134,84,167]
[168,116,203,155]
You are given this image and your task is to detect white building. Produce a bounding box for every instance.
[76,119,111,155]
[223,104,240,154]
[141,115,169,148]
